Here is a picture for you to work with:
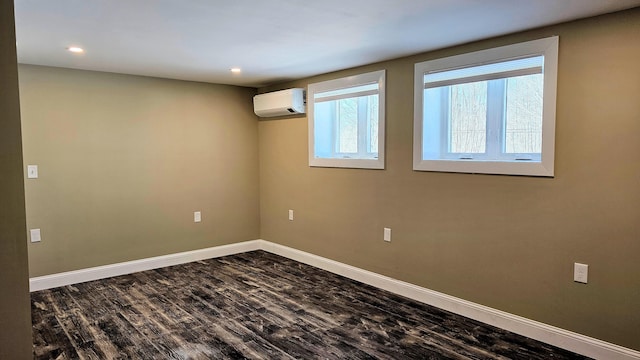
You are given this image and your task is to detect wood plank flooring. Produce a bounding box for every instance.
[31,250,590,359]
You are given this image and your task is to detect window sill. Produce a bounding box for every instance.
[413,158,554,177]
[310,157,385,170]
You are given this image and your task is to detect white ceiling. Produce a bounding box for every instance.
[14,0,640,88]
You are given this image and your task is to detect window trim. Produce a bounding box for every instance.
[308,70,386,169]
[413,36,559,177]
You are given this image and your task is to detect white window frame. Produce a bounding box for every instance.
[413,36,559,177]
[308,70,386,169]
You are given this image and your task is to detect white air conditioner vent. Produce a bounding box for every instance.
[254,88,305,118]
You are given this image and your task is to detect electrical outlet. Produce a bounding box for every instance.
[194,211,201,223]
[27,165,38,179]
[574,263,588,284]
[30,228,41,243]
[288,209,294,221]
[383,228,391,242]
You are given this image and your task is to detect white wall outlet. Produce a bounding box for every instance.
[194,211,201,223]
[27,165,38,179]
[574,263,588,284]
[30,228,41,243]
[383,227,391,242]
[288,209,294,221]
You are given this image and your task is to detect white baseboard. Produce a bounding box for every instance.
[29,239,640,359]
[258,240,640,360]
[29,240,261,292]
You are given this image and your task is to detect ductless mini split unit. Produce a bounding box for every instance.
[253,88,305,118]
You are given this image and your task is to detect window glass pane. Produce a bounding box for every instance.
[313,101,334,158]
[367,95,379,154]
[337,98,358,153]
[505,73,543,153]
[449,81,487,153]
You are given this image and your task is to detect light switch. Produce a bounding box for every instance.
[194,211,201,223]
[30,228,41,243]
[27,165,38,179]
[288,209,294,221]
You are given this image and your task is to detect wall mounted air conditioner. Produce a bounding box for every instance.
[253,88,305,118]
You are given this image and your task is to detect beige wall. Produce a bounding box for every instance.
[0,1,33,358]
[19,65,260,276]
[259,9,640,350]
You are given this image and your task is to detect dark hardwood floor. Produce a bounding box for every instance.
[31,250,590,359]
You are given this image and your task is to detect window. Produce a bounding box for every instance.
[413,37,558,176]
[308,70,385,169]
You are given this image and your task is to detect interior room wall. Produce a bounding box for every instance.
[258,8,640,350]
[0,1,33,358]
[19,65,260,277]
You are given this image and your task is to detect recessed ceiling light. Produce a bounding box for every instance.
[230,68,241,73]
[67,46,84,53]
